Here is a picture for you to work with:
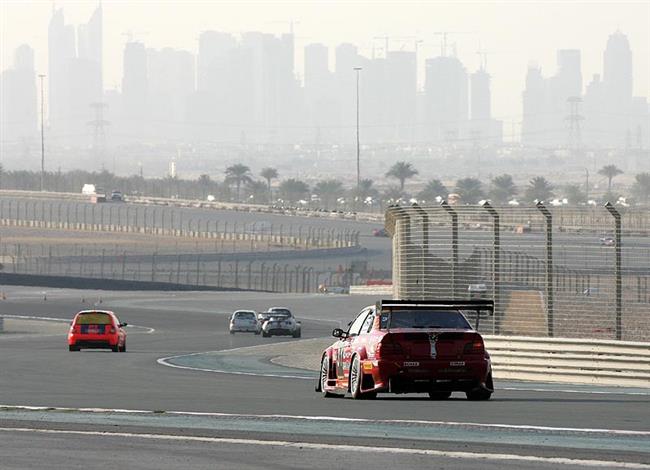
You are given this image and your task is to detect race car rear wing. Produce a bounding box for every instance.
[376,300,494,329]
[377,299,494,312]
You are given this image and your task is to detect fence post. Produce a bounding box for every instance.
[536,202,554,337]
[440,201,459,297]
[605,202,622,340]
[481,201,500,334]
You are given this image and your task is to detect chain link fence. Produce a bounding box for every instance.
[386,204,650,341]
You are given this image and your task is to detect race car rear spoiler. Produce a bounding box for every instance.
[377,299,494,312]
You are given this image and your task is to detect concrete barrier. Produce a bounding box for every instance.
[484,335,650,387]
[349,285,393,296]
[262,334,650,388]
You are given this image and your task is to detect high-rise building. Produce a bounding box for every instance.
[603,31,633,103]
[304,43,334,142]
[197,31,236,93]
[147,47,195,140]
[470,67,502,144]
[521,50,582,147]
[334,43,362,142]
[0,44,38,145]
[385,50,417,142]
[121,42,148,137]
[47,6,103,145]
[424,56,469,142]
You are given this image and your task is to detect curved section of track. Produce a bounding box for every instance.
[1,287,648,468]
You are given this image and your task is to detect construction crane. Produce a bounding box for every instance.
[432,31,472,57]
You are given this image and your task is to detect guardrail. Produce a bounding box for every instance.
[484,335,650,387]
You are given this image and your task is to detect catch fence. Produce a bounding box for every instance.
[386,204,650,341]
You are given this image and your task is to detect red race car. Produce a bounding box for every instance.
[316,300,493,400]
[68,310,128,352]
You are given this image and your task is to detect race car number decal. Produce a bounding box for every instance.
[403,361,420,367]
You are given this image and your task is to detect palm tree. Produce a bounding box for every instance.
[631,172,650,205]
[386,161,418,191]
[0,162,4,190]
[598,164,623,192]
[260,167,278,200]
[455,178,485,205]
[489,174,517,204]
[244,180,270,204]
[197,174,211,199]
[524,176,554,203]
[417,179,447,203]
[314,179,344,210]
[563,183,586,205]
[278,179,309,205]
[225,164,253,201]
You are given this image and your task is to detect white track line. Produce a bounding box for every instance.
[2,405,649,437]
[0,427,648,468]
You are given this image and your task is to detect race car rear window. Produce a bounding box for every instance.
[75,313,113,325]
[235,312,256,319]
[383,309,471,330]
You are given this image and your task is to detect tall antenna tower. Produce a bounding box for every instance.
[88,102,110,168]
[566,96,584,155]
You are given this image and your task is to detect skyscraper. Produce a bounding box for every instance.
[385,50,417,142]
[304,43,334,141]
[424,56,469,142]
[0,44,38,145]
[121,42,148,137]
[47,6,103,145]
[470,67,502,144]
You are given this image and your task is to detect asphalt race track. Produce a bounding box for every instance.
[1,286,649,469]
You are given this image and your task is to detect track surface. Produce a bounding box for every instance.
[1,287,649,469]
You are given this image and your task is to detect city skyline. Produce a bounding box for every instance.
[1,1,649,124]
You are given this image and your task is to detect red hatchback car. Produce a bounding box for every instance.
[316,300,494,400]
[68,310,127,352]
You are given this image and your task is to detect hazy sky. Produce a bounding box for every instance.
[2,0,649,130]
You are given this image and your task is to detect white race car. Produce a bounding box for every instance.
[229,310,261,334]
[260,307,301,338]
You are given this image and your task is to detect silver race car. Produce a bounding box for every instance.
[229,310,261,334]
[260,307,301,338]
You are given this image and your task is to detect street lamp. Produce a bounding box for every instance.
[353,67,362,204]
[38,74,46,191]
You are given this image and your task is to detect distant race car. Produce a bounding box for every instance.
[600,236,615,246]
[229,310,261,334]
[68,310,127,352]
[260,307,301,338]
[316,300,494,400]
[372,228,389,237]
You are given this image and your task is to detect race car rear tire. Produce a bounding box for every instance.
[111,345,119,353]
[293,330,301,338]
[120,341,126,353]
[229,330,235,335]
[428,391,452,400]
[68,345,79,352]
[262,331,270,338]
[349,355,374,399]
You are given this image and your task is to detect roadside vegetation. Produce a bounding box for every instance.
[1,162,649,210]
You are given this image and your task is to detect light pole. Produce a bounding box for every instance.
[353,67,362,204]
[38,74,46,191]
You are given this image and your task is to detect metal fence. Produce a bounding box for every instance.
[0,197,360,249]
[386,204,650,341]
[1,247,358,294]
